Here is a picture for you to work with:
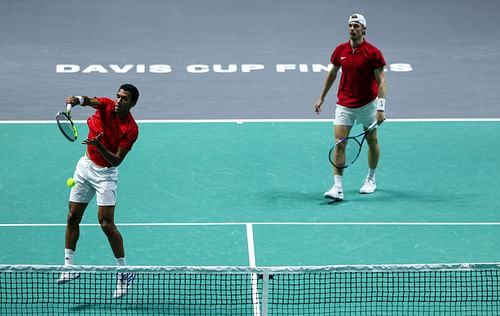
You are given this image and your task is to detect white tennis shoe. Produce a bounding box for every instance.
[323,185,344,201]
[113,272,136,298]
[57,272,80,284]
[360,177,377,194]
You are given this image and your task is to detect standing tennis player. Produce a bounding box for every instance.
[57,83,139,299]
[314,14,387,201]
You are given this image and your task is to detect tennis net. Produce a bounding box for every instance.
[1,263,499,315]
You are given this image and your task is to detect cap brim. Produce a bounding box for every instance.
[349,21,364,26]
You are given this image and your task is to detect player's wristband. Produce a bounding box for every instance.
[76,96,85,105]
[377,98,386,111]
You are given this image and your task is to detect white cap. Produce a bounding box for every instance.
[348,13,366,27]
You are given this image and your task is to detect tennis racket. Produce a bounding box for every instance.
[328,121,378,169]
[56,104,77,142]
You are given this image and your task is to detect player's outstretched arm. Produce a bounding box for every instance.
[65,96,101,109]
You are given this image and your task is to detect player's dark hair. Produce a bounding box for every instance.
[119,83,139,103]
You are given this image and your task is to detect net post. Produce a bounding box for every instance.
[261,270,270,316]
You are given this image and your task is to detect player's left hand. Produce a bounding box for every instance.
[82,132,104,146]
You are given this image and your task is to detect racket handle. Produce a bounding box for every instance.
[66,103,72,113]
[368,121,378,130]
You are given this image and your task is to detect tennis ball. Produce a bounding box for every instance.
[66,177,76,188]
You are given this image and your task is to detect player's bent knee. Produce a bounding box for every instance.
[66,213,80,227]
[99,219,117,235]
[66,208,84,226]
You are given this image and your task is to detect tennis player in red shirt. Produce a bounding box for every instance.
[314,14,387,201]
[57,84,139,298]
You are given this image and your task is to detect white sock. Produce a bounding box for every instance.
[368,168,376,179]
[64,249,75,266]
[334,175,343,188]
[116,257,127,266]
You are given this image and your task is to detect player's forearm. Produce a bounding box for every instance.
[320,71,337,100]
[66,96,100,109]
[94,144,123,167]
[79,96,100,108]
[377,80,387,99]
[374,68,386,99]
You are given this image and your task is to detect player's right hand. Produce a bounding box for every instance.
[66,96,79,106]
[66,96,85,106]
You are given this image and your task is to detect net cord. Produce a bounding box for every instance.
[1,262,499,274]
[1,262,499,315]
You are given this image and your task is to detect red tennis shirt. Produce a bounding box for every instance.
[330,39,386,108]
[86,97,139,167]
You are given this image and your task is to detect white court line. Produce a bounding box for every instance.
[246,224,257,267]
[2,222,500,227]
[0,118,499,124]
[246,223,261,316]
[137,118,500,123]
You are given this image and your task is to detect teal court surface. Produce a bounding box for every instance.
[2,0,500,313]
[1,120,500,267]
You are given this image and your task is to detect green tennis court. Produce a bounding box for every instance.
[1,120,500,267]
[2,0,500,312]
[1,120,500,314]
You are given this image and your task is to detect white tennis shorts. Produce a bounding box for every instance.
[69,155,119,206]
[334,99,377,127]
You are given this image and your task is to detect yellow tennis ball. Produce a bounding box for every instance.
[66,177,76,188]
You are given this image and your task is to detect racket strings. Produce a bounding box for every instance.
[328,124,377,168]
[345,139,362,165]
[332,138,361,168]
[56,113,77,141]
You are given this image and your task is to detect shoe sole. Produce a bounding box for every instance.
[324,194,343,201]
[359,188,376,194]
[57,274,80,284]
